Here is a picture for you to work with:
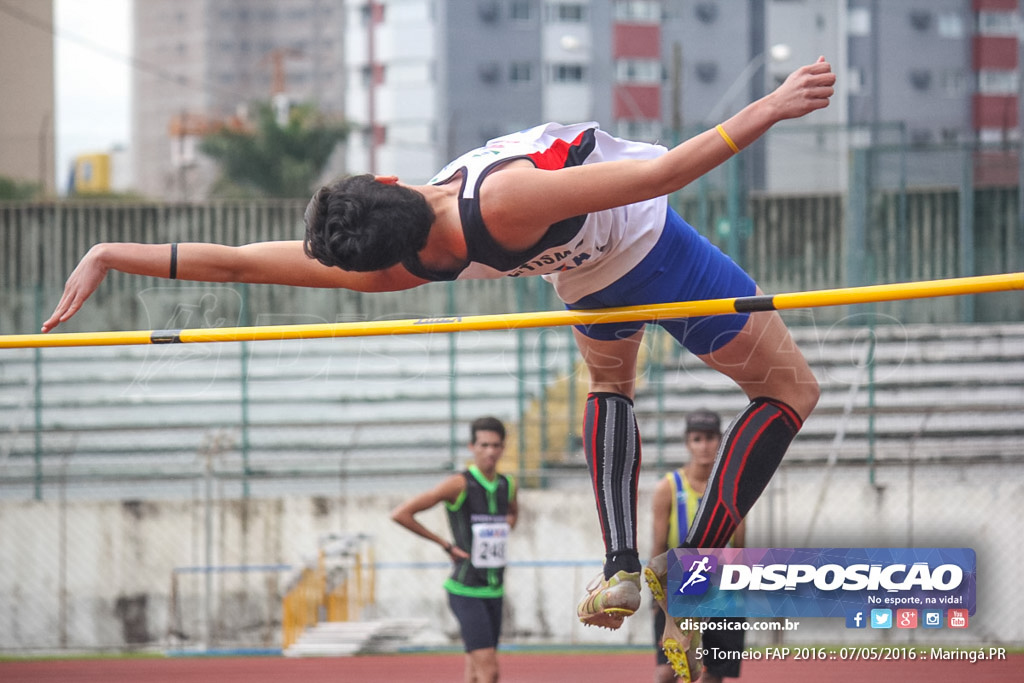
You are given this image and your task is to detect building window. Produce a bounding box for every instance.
[694,2,718,24]
[616,59,661,84]
[360,2,385,25]
[479,62,502,83]
[908,69,932,91]
[362,124,387,147]
[360,64,387,86]
[509,61,533,83]
[977,11,1018,36]
[694,61,718,83]
[847,66,865,95]
[479,1,499,22]
[908,9,931,32]
[551,63,586,82]
[509,0,532,21]
[909,128,933,147]
[978,128,1005,144]
[940,69,966,96]
[614,1,660,22]
[618,119,661,142]
[548,3,587,22]
[847,7,870,36]
[978,69,1019,95]
[937,11,964,38]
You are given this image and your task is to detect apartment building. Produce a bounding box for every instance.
[132,0,346,198]
[0,0,55,194]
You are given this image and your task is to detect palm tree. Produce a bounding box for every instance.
[201,102,349,199]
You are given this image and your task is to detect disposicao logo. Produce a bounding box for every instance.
[676,554,718,596]
[667,548,976,620]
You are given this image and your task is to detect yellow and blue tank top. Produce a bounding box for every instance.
[667,469,703,548]
[666,469,737,548]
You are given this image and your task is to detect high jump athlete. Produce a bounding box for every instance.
[44,57,834,680]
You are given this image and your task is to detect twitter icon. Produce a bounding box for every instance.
[870,609,892,629]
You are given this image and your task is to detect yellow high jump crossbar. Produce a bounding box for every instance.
[0,272,1021,350]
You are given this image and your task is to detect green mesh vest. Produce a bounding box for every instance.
[443,465,515,598]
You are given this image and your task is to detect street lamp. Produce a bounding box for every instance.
[704,43,792,124]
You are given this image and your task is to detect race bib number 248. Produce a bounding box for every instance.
[471,522,510,568]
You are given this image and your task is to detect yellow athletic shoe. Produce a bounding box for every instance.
[645,553,703,682]
[576,569,642,630]
[662,632,702,683]
[644,551,669,602]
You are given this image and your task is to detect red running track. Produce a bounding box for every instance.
[1,651,1021,682]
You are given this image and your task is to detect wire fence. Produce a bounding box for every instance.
[1,131,1023,654]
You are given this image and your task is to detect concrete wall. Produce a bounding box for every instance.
[2,459,1021,653]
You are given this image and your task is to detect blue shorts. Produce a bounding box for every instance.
[569,208,756,355]
[447,592,503,652]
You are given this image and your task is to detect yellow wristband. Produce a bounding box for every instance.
[716,124,740,154]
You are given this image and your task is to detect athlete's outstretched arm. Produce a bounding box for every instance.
[391,475,470,561]
[42,240,426,332]
[482,57,835,233]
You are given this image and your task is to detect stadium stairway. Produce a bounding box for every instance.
[283,618,432,657]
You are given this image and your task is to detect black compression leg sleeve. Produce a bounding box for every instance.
[583,392,642,578]
[685,397,803,549]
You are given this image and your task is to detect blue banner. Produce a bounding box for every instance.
[666,548,976,619]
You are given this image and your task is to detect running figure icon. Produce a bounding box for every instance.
[679,556,713,594]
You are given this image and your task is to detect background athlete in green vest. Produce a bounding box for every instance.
[650,410,747,683]
[391,417,518,683]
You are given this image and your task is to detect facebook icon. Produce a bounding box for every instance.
[845,610,867,629]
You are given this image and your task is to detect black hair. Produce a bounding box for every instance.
[303,174,435,272]
[470,416,506,444]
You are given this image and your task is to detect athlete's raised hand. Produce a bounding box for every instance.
[768,56,836,121]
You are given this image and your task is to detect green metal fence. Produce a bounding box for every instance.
[2,134,1024,655]
[2,136,1023,500]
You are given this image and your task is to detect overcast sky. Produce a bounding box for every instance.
[54,0,130,191]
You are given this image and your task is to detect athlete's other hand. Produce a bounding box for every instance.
[769,56,835,121]
[42,245,109,332]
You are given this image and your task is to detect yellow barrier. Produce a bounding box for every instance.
[281,557,325,650]
[1,272,1021,349]
[281,538,376,650]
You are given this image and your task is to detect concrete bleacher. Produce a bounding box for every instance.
[2,321,1021,496]
[635,321,1024,464]
[0,329,574,493]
